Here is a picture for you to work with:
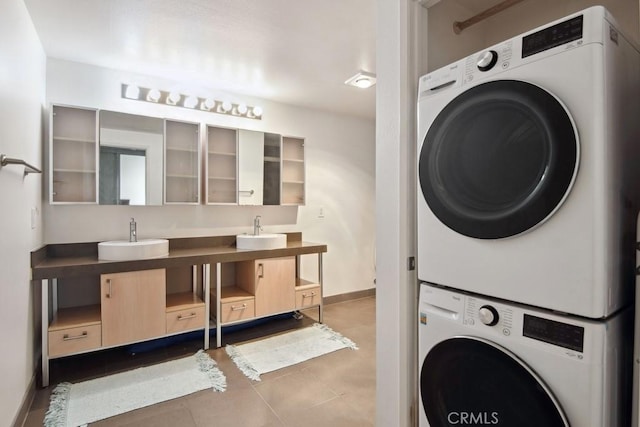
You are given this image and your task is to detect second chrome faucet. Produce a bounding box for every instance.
[253,215,263,236]
[129,218,137,242]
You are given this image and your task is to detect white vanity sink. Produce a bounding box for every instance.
[98,239,169,261]
[236,233,287,250]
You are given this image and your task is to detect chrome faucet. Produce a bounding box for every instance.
[253,215,263,236]
[129,218,137,242]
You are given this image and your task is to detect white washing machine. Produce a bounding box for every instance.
[418,283,632,427]
[416,6,640,318]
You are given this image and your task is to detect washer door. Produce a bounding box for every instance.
[420,337,569,427]
[419,80,578,239]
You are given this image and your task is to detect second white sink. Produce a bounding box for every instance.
[236,234,287,250]
[98,239,169,261]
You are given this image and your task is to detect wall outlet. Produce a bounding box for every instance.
[31,207,38,229]
[318,206,325,219]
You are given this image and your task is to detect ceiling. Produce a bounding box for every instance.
[23,0,376,119]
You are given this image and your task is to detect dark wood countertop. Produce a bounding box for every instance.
[31,233,327,280]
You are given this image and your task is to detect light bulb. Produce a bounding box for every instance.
[252,106,263,117]
[146,88,161,102]
[221,101,232,112]
[237,104,248,115]
[203,98,216,110]
[124,85,140,99]
[167,91,181,105]
[184,95,198,108]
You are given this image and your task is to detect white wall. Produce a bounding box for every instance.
[427,0,639,73]
[0,0,45,425]
[44,59,376,297]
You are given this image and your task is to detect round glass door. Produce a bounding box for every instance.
[420,337,568,427]
[419,80,578,239]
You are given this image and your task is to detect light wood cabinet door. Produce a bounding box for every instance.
[238,257,295,317]
[100,269,166,347]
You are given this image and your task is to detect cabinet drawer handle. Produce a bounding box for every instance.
[63,331,88,341]
[302,292,317,298]
[177,312,197,320]
[258,263,264,279]
[231,303,247,311]
[106,278,112,298]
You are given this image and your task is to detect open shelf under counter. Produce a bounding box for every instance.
[49,304,101,331]
[295,278,320,290]
[166,292,205,312]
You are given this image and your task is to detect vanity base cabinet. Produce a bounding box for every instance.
[100,269,166,347]
[237,256,295,317]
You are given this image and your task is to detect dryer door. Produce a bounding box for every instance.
[420,336,568,427]
[419,80,578,239]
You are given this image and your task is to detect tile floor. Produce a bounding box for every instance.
[24,296,376,427]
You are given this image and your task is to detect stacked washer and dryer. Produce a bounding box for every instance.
[417,7,640,427]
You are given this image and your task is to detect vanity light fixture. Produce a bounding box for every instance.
[203,98,216,110]
[167,91,182,105]
[184,95,199,109]
[124,84,141,99]
[252,106,263,118]
[221,100,232,113]
[146,88,161,102]
[344,71,377,89]
[121,84,263,120]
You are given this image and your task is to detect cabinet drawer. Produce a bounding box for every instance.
[295,286,321,309]
[219,299,255,323]
[166,306,206,334]
[49,324,101,357]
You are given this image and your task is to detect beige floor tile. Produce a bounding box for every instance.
[186,387,283,427]
[279,395,374,427]
[302,350,375,396]
[253,369,338,415]
[94,403,196,427]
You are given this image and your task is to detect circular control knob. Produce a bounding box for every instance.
[477,50,498,72]
[478,305,499,326]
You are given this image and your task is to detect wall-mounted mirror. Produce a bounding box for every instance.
[238,129,264,205]
[98,111,164,205]
[49,105,304,206]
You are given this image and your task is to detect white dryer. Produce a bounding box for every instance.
[416,6,640,318]
[418,283,632,427]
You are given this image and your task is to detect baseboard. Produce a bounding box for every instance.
[324,288,375,305]
[12,373,36,427]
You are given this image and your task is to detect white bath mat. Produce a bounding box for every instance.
[225,323,358,381]
[43,350,226,427]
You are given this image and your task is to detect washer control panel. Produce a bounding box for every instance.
[464,297,514,336]
[478,305,499,325]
